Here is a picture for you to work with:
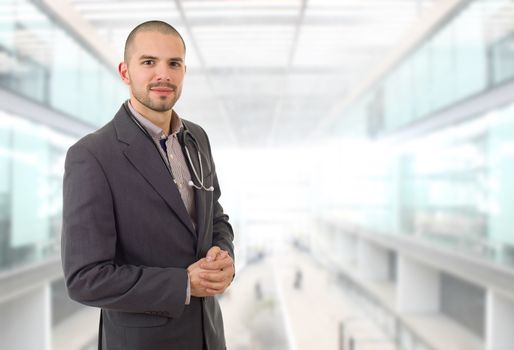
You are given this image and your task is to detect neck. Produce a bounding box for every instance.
[130,97,172,135]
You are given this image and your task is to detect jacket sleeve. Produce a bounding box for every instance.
[61,143,187,318]
[201,129,235,261]
[211,170,235,260]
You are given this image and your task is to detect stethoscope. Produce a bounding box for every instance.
[124,102,214,192]
[179,129,214,192]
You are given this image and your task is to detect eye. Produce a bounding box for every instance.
[142,60,154,65]
[170,61,182,68]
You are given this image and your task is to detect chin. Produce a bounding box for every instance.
[147,98,172,112]
[156,103,174,112]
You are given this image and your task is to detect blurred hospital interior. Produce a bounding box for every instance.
[1,0,514,349]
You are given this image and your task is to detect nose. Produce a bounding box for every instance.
[155,62,171,81]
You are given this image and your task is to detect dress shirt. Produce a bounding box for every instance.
[127,100,194,305]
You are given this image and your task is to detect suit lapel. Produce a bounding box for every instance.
[180,122,213,255]
[114,105,196,236]
[194,188,207,256]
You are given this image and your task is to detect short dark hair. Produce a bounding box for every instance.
[124,20,186,63]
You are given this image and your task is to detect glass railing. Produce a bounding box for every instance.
[335,267,434,350]
[331,0,514,137]
[318,99,514,270]
[0,0,128,274]
[0,111,75,273]
[0,0,126,127]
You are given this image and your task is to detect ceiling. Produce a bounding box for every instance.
[68,0,438,148]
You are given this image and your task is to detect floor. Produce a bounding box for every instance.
[221,247,398,350]
[53,247,399,350]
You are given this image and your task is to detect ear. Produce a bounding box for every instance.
[118,62,130,85]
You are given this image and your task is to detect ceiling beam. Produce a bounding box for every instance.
[173,0,238,146]
[309,0,470,140]
[40,0,119,68]
[267,0,309,146]
[86,16,370,27]
[186,66,348,75]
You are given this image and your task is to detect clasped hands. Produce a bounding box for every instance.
[187,246,234,297]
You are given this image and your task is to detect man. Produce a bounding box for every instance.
[61,20,234,350]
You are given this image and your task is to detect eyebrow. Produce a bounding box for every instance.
[138,55,183,62]
[139,55,157,61]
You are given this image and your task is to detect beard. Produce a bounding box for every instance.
[131,82,181,112]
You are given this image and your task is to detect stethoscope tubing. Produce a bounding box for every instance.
[124,103,213,192]
[180,130,214,192]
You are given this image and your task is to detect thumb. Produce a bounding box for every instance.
[206,246,221,262]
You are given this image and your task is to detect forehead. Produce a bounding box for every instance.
[130,31,185,58]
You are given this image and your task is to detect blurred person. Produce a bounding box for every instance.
[294,268,303,290]
[61,20,234,350]
[254,280,263,300]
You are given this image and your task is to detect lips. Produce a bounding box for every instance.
[149,82,176,96]
[150,87,174,96]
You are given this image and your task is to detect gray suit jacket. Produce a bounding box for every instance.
[61,104,234,350]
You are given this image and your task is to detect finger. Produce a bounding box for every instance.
[203,289,219,297]
[201,280,226,290]
[201,255,233,270]
[218,256,234,271]
[206,246,221,262]
[207,281,231,294]
[201,271,227,282]
[201,260,224,270]
[212,249,229,263]
[198,290,218,297]
[217,250,228,260]
[205,288,223,295]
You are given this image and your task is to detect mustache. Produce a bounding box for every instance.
[148,82,177,90]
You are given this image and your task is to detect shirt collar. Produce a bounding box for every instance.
[127,100,183,140]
